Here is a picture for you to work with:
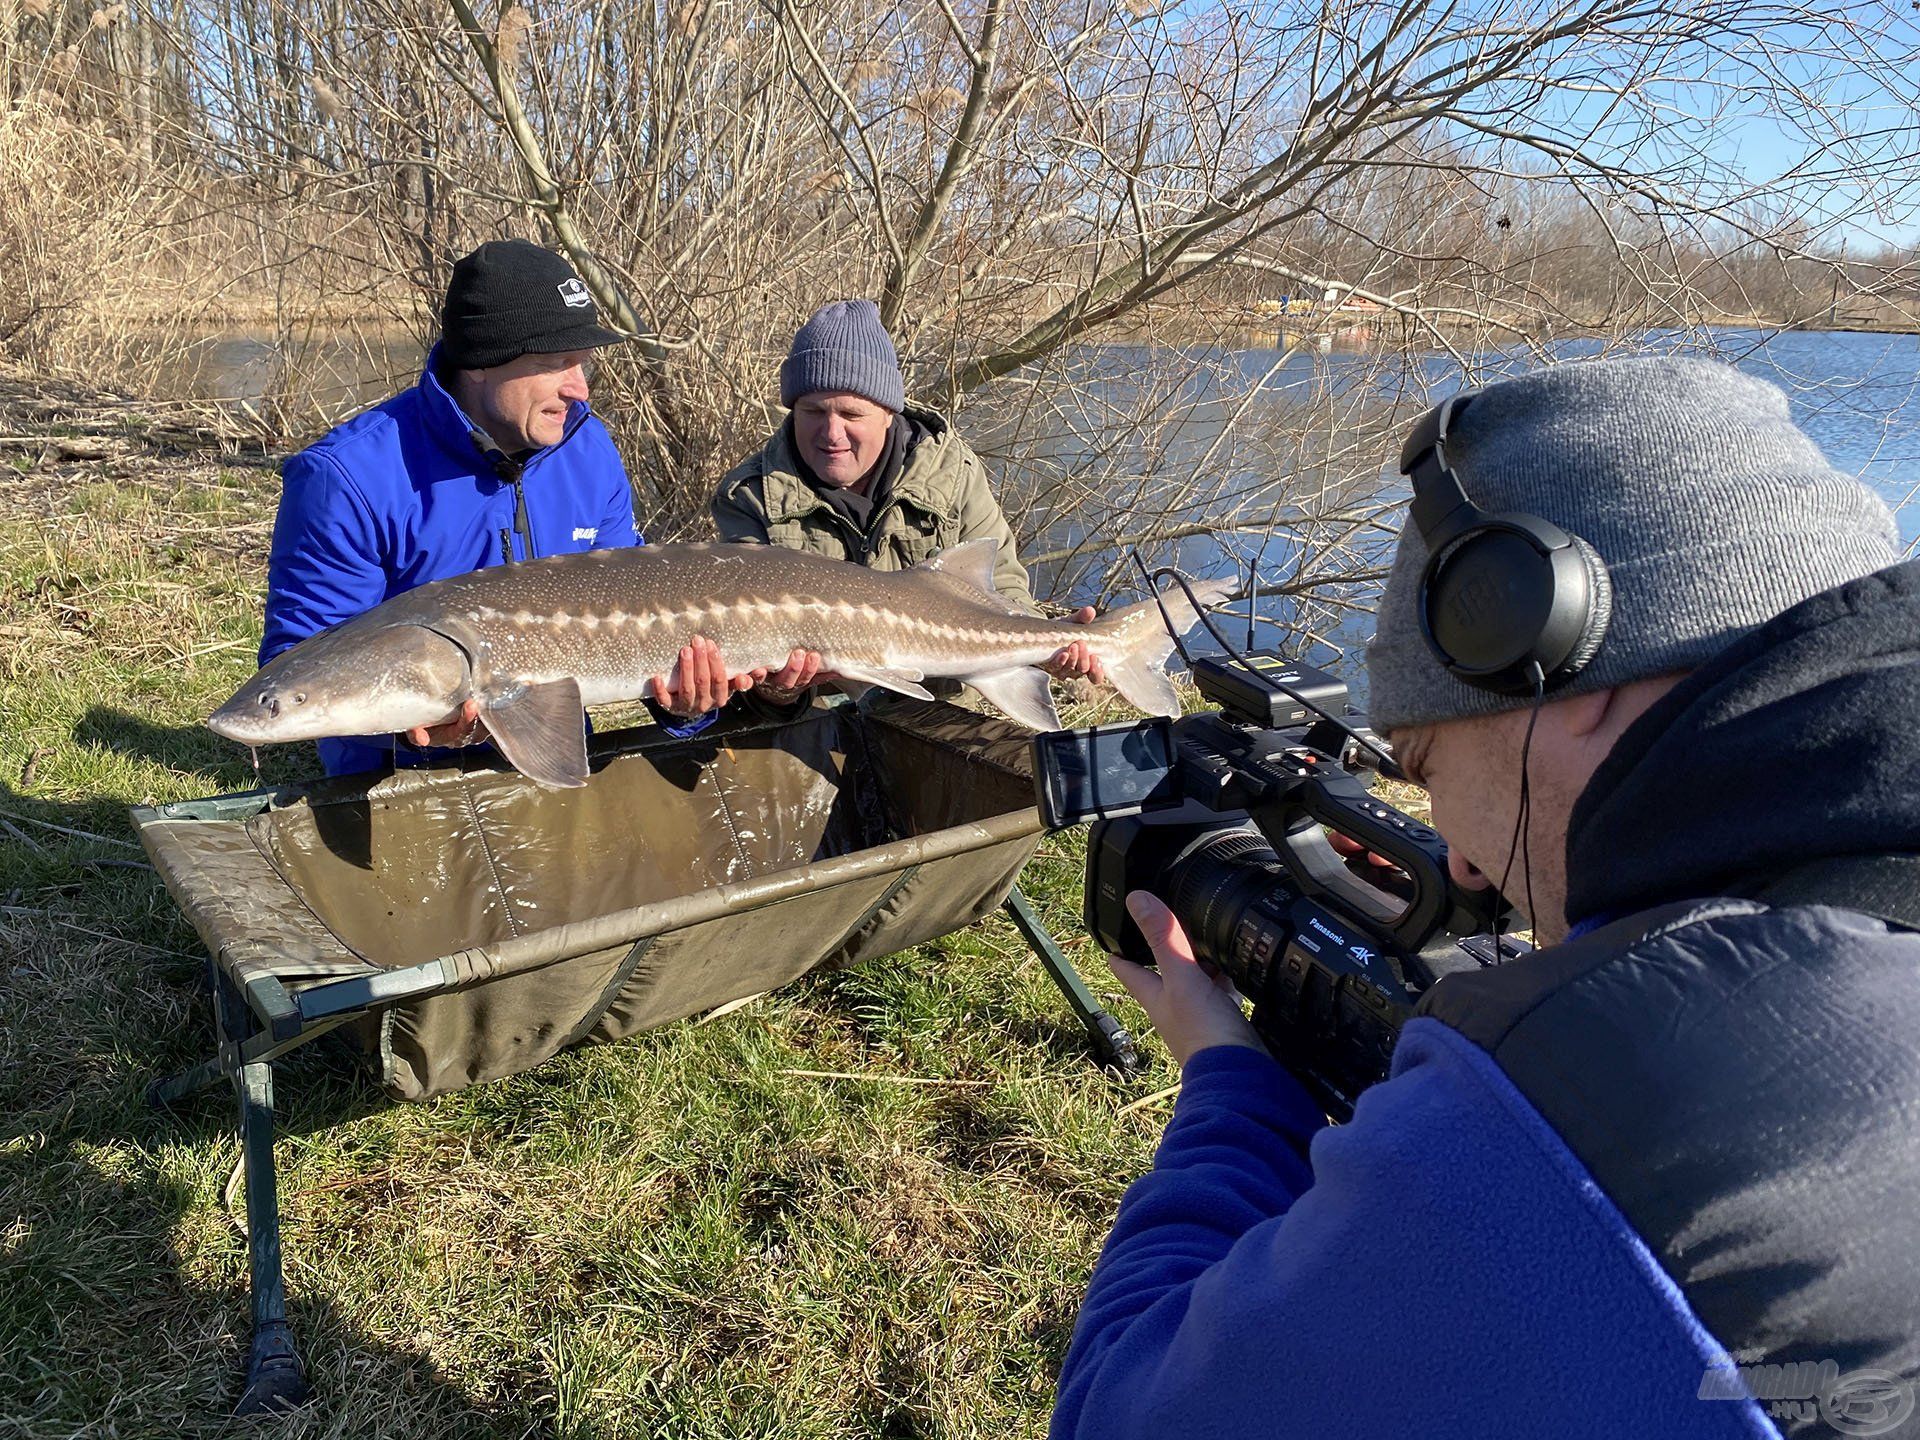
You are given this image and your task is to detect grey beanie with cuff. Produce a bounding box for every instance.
[780,299,907,412]
[1365,356,1899,732]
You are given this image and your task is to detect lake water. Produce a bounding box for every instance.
[150,324,1920,534]
[1011,328,1920,698]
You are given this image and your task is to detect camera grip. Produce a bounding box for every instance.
[1257,763,1453,952]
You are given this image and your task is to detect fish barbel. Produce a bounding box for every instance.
[210,539,1231,787]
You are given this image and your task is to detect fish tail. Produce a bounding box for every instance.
[1089,579,1235,716]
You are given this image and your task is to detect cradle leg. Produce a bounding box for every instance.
[1003,888,1142,1077]
[218,981,309,1415]
[147,1055,227,1107]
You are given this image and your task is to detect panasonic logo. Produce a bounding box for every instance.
[1307,916,1346,945]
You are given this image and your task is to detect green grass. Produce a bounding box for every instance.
[0,394,1180,1438]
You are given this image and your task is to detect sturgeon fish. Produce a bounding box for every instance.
[210,539,1230,787]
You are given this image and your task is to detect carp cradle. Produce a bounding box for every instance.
[134,696,1136,1412]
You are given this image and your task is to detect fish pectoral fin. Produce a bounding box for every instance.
[829,663,934,702]
[1103,650,1181,717]
[965,668,1062,731]
[482,676,589,788]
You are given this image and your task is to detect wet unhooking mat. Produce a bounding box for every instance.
[133,696,1050,1412]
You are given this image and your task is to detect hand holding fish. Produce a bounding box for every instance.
[755,647,841,705]
[644,637,840,716]
[407,697,488,749]
[1043,607,1106,684]
[648,635,756,718]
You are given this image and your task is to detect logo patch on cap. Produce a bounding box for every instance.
[557,278,592,309]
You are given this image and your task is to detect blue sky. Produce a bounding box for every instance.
[1443,9,1920,252]
[1723,117,1920,248]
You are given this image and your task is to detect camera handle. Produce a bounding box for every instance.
[1246,758,1457,955]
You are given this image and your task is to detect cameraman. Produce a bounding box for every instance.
[1052,357,1918,1439]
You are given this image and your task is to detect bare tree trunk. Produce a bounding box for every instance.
[134,3,155,174]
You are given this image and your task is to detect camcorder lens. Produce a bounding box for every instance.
[1163,829,1302,1003]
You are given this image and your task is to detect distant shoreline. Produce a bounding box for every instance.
[1179,315,1920,350]
[99,304,1920,343]
[27,317,1920,436]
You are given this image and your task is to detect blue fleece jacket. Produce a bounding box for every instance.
[1051,1027,1779,1440]
[261,346,707,776]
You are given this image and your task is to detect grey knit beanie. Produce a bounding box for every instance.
[780,299,906,411]
[1366,356,1899,730]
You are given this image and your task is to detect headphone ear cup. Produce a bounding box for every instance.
[1550,534,1613,683]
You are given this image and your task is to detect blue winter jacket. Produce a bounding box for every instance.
[1053,561,1920,1440]
[261,346,706,776]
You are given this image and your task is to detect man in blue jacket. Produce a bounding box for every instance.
[262,239,766,776]
[1054,357,1919,1439]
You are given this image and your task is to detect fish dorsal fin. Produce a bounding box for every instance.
[965,668,1062,731]
[913,538,1026,616]
[915,538,999,595]
[482,676,589,788]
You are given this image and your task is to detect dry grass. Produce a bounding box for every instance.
[0,366,1177,1438]
[0,100,167,364]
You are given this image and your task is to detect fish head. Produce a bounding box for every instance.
[209,624,471,745]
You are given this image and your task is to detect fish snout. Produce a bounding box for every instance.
[208,682,311,742]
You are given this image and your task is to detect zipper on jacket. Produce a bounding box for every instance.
[499,527,514,565]
[819,506,868,564]
[471,423,538,562]
[510,476,537,560]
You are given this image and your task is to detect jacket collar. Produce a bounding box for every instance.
[1565,558,1920,927]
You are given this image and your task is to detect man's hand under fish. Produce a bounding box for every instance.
[644,638,840,718]
[410,637,832,743]
[1047,607,1107,686]
[404,611,1105,744]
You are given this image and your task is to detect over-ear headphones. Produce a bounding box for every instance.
[1399,392,1613,696]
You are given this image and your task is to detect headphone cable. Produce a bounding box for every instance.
[1492,664,1546,959]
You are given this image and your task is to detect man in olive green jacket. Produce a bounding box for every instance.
[713,398,1037,609]
[711,299,1098,702]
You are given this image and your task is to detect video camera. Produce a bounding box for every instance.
[1032,650,1523,1120]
